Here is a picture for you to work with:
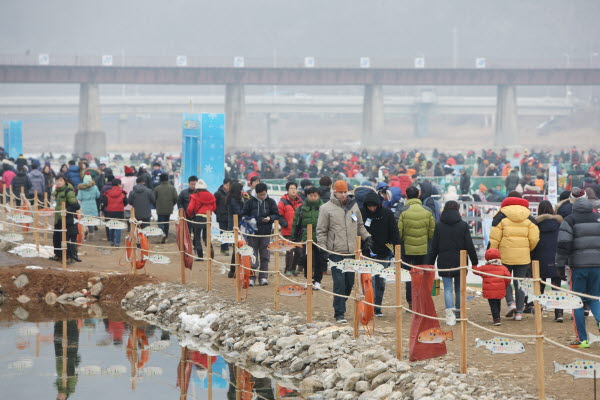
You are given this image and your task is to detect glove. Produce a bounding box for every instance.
[362,237,374,255]
[557,266,567,281]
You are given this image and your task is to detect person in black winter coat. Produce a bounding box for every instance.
[532,200,564,322]
[459,169,471,195]
[11,168,32,206]
[360,191,401,316]
[225,182,245,277]
[555,190,573,218]
[214,178,232,255]
[429,200,478,317]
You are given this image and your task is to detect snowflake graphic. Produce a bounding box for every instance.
[203,164,214,174]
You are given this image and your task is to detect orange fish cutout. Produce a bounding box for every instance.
[278,285,307,297]
[267,239,303,252]
[417,328,454,344]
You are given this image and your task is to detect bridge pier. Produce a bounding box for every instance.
[225,84,245,147]
[494,85,518,146]
[362,85,384,146]
[74,83,106,156]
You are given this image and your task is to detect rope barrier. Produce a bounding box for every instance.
[276,234,307,245]
[1,220,63,231]
[467,320,543,339]
[312,242,355,257]
[179,216,209,225]
[543,281,600,301]
[278,271,357,300]
[544,337,600,361]
[469,267,542,282]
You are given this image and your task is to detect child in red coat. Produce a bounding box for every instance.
[473,248,511,326]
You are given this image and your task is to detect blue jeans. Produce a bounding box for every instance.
[330,254,355,319]
[109,228,122,246]
[571,267,600,342]
[442,276,460,310]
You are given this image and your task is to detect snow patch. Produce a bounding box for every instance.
[179,312,219,336]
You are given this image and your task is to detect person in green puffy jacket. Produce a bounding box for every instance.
[51,176,80,263]
[396,185,435,308]
[291,187,326,289]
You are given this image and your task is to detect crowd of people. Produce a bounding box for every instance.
[1,146,600,348]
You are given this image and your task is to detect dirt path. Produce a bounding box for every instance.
[4,231,599,400]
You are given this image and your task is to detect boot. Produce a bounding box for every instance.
[554,309,564,323]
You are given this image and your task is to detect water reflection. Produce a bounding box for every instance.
[0,317,301,399]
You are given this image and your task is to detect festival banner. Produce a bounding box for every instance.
[200,113,225,193]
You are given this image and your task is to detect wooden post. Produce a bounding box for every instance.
[61,202,67,270]
[395,244,403,359]
[130,325,138,390]
[306,224,313,323]
[233,214,241,302]
[532,260,545,400]
[235,366,242,400]
[2,184,7,232]
[206,210,212,291]
[9,185,15,232]
[33,191,40,253]
[35,322,40,358]
[130,207,137,275]
[179,347,186,400]
[353,236,361,338]
[274,220,280,311]
[179,209,186,285]
[207,355,213,400]
[43,192,49,246]
[459,250,468,374]
[62,320,67,389]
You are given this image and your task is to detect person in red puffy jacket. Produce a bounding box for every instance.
[278,182,303,276]
[473,248,511,326]
[186,179,217,259]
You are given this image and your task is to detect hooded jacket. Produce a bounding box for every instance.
[154,181,178,215]
[77,181,101,216]
[241,193,279,235]
[11,169,31,199]
[278,194,303,236]
[227,196,245,231]
[187,189,217,218]
[127,184,155,220]
[318,186,331,203]
[214,185,229,224]
[53,183,79,224]
[532,214,563,278]
[396,198,436,256]
[291,197,323,242]
[429,208,478,277]
[27,168,45,196]
[556,198,600,268]
[472,261,511,299]
[103,186,128,213]
[359,192,400,258]
[316,196,370,255]
[65,164,81,186]
[489,197,540,265]
[555,198,573,219]
[505,171,520,192]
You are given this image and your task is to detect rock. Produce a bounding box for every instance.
[300,376,324,392]
[145,305,158,314]
[364,360,387,380]
[290,358,307,373]
[89,303,103,317]
[370,383,393,400]
[17,295,31,304]
[371,371,393,389]
[343,373,361,391]
[13,274,29,288]
[90,282,103,297]
[45,292,57,305]
[74,297,88,304]
[125,290,135,299]
[337,357,353,377]
[72,292,84,299]
[244,325,264,335]
[276,335,302,348]
[413,387,433,400]
[13,307,29,320]
[355,380,370,393]
[247,342,267,362]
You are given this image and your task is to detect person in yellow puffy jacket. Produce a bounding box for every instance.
[489,194,540,321]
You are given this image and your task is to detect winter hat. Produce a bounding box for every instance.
[124,166,135,175]
[159,173,169,182]
[139,163,147,170]
[570,187,587,199]
[333,180,348,192]
[300,178,312,189]
[83,174,92,184]
[196,179,207,190]
[485,248,501,262]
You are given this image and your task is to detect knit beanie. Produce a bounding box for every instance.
[333,180,348,192]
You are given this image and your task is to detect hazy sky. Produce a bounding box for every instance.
[1,0,599,65]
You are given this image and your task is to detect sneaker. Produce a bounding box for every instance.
[523,305,534,314]
[161,237,166,244]
[260,278,269,286]
[493,318,501,326]
[569,339,590,349]
[285,271,292,276]
[375,311,384,317]
[335,316,347,324]
[312,282,321,291]
[584,309,590,317]
[249,279,255,287]
[227,271,235,279]
[292,271,299,277]
[505,303,517,318]
[454,310,461,319]
[514,313,523,321]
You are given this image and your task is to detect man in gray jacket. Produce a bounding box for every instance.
[556,196,600,348]
[127,176,155,228]
[317,180,371,323]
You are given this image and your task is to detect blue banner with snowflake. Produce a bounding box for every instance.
[181,113,202,186]
[200,113,225,193]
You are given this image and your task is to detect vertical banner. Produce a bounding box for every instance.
[200,113,225,193]
[547,165,558,206]
[3,120,23,159]
[482,216,493,249]
[181,113,201,188]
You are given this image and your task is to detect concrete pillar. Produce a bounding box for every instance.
[494,85,518,146]
[362,85,384,146]
[414,103,432,138]
[74,83,106,155]
[225,84,245,147]
[117,114,128,144]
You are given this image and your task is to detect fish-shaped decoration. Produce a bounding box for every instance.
[531,290,583,310]
[147,340,170,351]
[267,239,303,252]
[38,208,55,217]
[417,328,454,344]
[141,225,164,237]
[554,360,599,379]
[140,367,163,376]
[237,244,254,257]
[278,285,307,297]
[143,254,171,264]
[0,233,24,242]
[17,326,39,336]
[77,216,103,227]
[445,309,456,326]
[520,279,534,296]
[77,365,102,376]
[14,247,39,258]
[213,232,235,244]
[475,337,525,354]
[104,219,128,230]
[345,260,379,274]
[8,359,33,370]
[8,214,34,224]
[104,365,127,376]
